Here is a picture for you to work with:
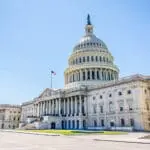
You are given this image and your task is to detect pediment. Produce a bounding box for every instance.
[38,88,52,98]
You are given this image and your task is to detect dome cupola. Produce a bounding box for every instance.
[64,14,119,89]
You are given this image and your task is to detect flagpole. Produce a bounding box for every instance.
[51,71,52,88]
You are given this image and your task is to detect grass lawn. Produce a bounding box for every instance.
[17,130,127,135]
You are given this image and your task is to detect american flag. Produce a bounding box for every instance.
[51,70,56,75]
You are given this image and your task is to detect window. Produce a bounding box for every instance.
[109,94,112,97]
[87,71,90,80]
[72,120,75,129]
[95,56,98,61]
[83,57,85,62]
[100,106,103,113]
[101,119,104,127]
[77,120,79,129]
[94,120,97,127]
[92,71,95,79]
[87,43,89,46]
[148,118,150,121]
[127,90,131,94]
[120,107,123,111]
[87,56,89,62]
[97,71,99,79]
[145,89,147,94]
[91,56,94,61]
[93,96,96,100]
[100,56,102,62]
[121,118,125,126]
[103,57,105,62]
[79,57,82,63]
[83,72,85,80]
[76,58,78,64]
[130,119,134,126]
[100,95,103,99]
[118,91,122,96]
[93,104,97,113]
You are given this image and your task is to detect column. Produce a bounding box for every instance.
[106,69,108,80]
[79,95,82,115]
[39,102,42,116]
[55,99,57,115]
[45,101,47,115]
[38,103,39,116]
[75,96,77,115]
[59,98,61,116]
[64,98,66,115]
[100,69,102,80]
[95,68,97,80]
[67,97,70,116]
[90,69,92,80]
[80,70,82,81]
[48,100,50,114]
[85,69,88,80]
[71,97,73,115]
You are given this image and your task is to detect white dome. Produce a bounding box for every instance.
[73,34,108,52]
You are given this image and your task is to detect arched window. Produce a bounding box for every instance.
[121,118,125,127]
[127,90,131,94]
[76,58,78,64]
[130,119,134,126]
[83,120,86,129]
[100,56,102,62]
[118,91,122,96]
[95,56,98,61]
[103,57,105,62]
[83,57,85,62]
[61,120,65,129]
[68,120,71,129]
[108,72,110,80]
[87,71,90,80]
[91,56,94,61]
[102,71,104,80]
[72,120,75,129]
[92,71,95,79]
[83,72,85,80]
[79,57,82,63]
[97,71,99,79]
[94,120,97,127]
[73,74,74,82]
[93,104,97,113]
[87,56,89,62]
[109,101,113,112]
[77,120,79,129]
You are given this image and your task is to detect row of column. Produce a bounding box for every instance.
[33,95,87,117]
[65,68,118,84]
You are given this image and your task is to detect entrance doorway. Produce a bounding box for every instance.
[51,122,56,129]
[110,121,115,127]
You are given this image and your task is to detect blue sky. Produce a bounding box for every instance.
[0,0,150,104]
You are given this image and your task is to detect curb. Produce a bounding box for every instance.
[0,130,60,137]
[94,139,150,144]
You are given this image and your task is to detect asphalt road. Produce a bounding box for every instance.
[0,131,150,150]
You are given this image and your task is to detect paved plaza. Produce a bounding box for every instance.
[0,131,150,150]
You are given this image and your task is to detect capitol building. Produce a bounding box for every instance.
[20,15,150,131]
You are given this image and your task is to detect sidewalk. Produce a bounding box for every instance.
[75,132,150,144]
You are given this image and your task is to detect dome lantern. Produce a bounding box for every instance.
[85,14,93,36]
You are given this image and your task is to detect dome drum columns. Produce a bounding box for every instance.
[64,68,118,84]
